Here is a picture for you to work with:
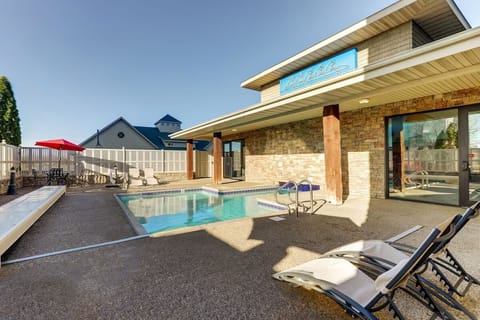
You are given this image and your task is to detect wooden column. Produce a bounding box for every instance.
[213,132,222,185]
[322,105,343,205]
[186,139,194,180]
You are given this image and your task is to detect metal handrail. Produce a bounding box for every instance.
[297,179,314,214]
[275,179,316,216]
[275,180,299,216]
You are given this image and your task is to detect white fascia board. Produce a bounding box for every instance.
[240,0,417,89]
[171,27,480,139]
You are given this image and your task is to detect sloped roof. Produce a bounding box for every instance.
[134,126,166,149]
[155,114,182,125]
[241,0,470,91]
[80,117,158,149]
[82,115,209,150]
[135,126,210,150]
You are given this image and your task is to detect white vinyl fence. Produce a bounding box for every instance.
[15,146,204,180]
[78,148,189,177]
[0,141,21,179]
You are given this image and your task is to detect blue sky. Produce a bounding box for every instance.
[2,0,480,147]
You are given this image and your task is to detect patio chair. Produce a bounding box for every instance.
[128,168,144,186]
[325,201,480,298]
[144,168,158,185]
[47,168,69,185]
[273,215,463,320]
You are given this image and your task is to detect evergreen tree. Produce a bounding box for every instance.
[0,76,21,146]
[446,122,458,148]
[434,129,447,149]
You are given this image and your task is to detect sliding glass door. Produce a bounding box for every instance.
[223,140,244,180]
[387,106,480,206]
[387,109,459,205]
[459,107,480,204]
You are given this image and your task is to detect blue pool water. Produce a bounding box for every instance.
[117,189,282,234]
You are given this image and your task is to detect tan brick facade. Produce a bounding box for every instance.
[224,87,480,199]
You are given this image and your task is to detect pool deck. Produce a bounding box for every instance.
[0,180,479,319]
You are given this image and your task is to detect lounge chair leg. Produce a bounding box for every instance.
[431,249,480,296]
[386,296,406,320]
[404,280,456,320]
[444,249,480,285]
[416,275,477,320]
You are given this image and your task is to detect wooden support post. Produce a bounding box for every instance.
[186,139,194,180]
[323,105,343,205]
[213,132,222,185]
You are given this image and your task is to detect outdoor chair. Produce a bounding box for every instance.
[144,168,158,185]
[47,168,69,185]
[128,168,144,186]
[273,215,469,320]
[324,201,480,298]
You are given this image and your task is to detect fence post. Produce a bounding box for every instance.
[162,150,165,172]
[1,140,5,180]
[122,147,126,188]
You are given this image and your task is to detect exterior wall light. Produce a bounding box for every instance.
[359,98,370,104]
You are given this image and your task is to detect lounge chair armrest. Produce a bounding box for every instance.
[385,225,423,243]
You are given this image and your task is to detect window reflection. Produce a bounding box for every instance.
[388,109,459,205]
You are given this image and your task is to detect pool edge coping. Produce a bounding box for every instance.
[114,185,288,236]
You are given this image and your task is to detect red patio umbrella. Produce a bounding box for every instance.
[35,138,85,168]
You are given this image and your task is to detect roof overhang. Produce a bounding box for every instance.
[241,0,470,91]
[171,27,480,140]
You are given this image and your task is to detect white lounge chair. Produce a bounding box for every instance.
[326,201,480,299]
[144,168,158,185]
[273,215,460,319]
[128,168,144,186]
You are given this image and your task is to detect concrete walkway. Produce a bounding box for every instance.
[0,183,478,319]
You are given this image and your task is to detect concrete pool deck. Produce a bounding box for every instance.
[0,181,479,319]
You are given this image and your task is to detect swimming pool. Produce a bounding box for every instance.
[116,189,284,234]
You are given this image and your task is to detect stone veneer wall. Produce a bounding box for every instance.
[223,118,326,188]
[224,87,480,199]
[342,87,480,198]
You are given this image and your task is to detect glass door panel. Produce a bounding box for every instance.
[468,110,480,203]
[223,142,232,178]
[223,140,245,180]
[230,141,243,178]
[387,109,459,205]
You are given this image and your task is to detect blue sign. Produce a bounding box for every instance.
[280,48,357,95]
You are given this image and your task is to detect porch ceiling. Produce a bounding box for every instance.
[171,28,480,140]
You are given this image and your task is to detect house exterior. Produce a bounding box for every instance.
[81,114,209,151]
[171,0,480,207]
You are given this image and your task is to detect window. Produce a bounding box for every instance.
[387,109,459,205]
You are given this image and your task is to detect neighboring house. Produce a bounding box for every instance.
[80,114,210,151]
[171,0,480,207]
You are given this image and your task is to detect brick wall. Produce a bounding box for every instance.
[224,87,480,199]
[341,87,480,198]
[223,118,325,186]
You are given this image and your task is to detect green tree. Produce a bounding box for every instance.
[445,122,458,148]
[0,76,21,146]
[434,122,458,149]
[434,129,447,149]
